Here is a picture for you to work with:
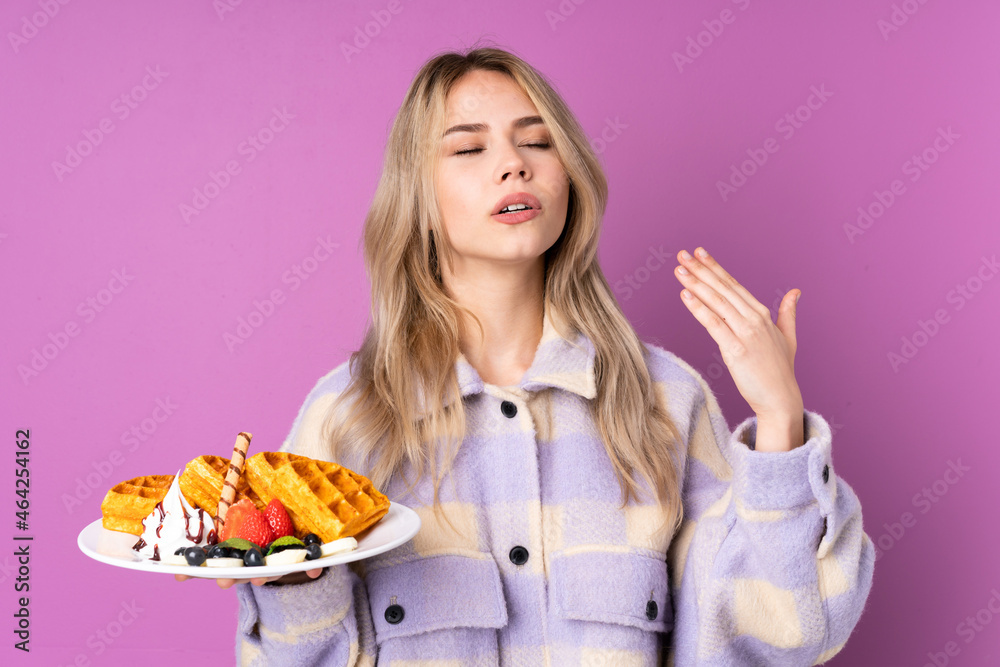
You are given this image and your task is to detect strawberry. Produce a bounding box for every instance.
[236,509,274,548]
[220,498,257,542]
[264,499,294,540]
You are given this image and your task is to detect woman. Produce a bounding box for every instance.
[218,45,874,665]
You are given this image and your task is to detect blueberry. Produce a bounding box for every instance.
[303,533,321,546]
[207,545,229,559]
[243,548,264,567]
[304,543,322,560]
[174,547,188,556]
[184,546,207,566]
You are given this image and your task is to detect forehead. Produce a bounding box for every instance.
[444,70,538,122]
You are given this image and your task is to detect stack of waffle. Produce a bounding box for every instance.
[99,450,389,541]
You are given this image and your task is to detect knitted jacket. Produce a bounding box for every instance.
[234,306,874,665]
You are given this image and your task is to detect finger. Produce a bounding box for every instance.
[680,248,770,320]
[775,290,799,357]
[678,287,742,355]
[250,576,275,586]
[695,247,774,319]
[675,257,747,332]
[306,568,323,579]
[217,578,237,589]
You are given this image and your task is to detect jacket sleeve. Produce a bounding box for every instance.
[664,357,875,666]
[235,563,375,666]
[234,366,379,666]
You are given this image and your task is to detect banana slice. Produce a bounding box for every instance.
[320,537,358,557]
[160,554,188,566]
[205,558,244,568]
[265,548,308,567]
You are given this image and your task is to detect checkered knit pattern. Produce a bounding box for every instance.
[235,307,874,666]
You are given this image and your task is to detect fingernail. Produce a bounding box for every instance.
[796,291,801,303]
[680,250,692,260]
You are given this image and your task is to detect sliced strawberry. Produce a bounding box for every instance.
[264,499,294,540]
[220,498,257,542]
[236,509,274,548]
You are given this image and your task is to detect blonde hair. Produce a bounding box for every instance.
[322,42,685,542]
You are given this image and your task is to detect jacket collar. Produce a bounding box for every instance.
[421,303,598,416]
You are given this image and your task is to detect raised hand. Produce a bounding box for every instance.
[673,247,804,452]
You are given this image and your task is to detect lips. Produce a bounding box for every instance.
[492,192,541,216]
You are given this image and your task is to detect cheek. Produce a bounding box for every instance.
[436,170,464,213]
[535,160,569,198]
[436,173,481,234]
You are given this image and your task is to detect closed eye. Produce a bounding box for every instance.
[454,143,551,156]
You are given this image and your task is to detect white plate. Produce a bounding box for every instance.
[77,503,420,579]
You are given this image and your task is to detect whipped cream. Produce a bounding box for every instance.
[132,470,218,561]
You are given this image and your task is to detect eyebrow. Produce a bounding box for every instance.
[442,115,545,138]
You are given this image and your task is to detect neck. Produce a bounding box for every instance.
[442,257,545,387]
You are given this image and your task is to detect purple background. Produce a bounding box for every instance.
[3,0,998,664]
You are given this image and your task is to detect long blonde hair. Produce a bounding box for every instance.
[322,42,685,540]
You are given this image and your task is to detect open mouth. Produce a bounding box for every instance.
[498,203,533,214]
[492,206,540,224]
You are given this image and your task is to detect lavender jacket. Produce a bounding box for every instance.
[235,308,874,665]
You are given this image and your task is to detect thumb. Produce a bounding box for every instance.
[775,290,799,356]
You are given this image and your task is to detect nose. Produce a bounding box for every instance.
[496,141,530,182]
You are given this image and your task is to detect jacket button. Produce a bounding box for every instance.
[501,400,517,418]
[509,545,529,565]
[646,599,658,620]
[822,464,830,483]
[384,604,404,624]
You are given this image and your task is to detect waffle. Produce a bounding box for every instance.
[244,452,390,542]
[100,475,175,535]
[178,455,264,517]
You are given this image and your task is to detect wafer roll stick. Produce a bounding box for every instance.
[216,432,252,531]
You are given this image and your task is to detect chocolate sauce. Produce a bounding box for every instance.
[180,503,214,544]
[186,512,205,543]
[132,481,219,561]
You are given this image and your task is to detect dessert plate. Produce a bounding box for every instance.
[77,502,420,579]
